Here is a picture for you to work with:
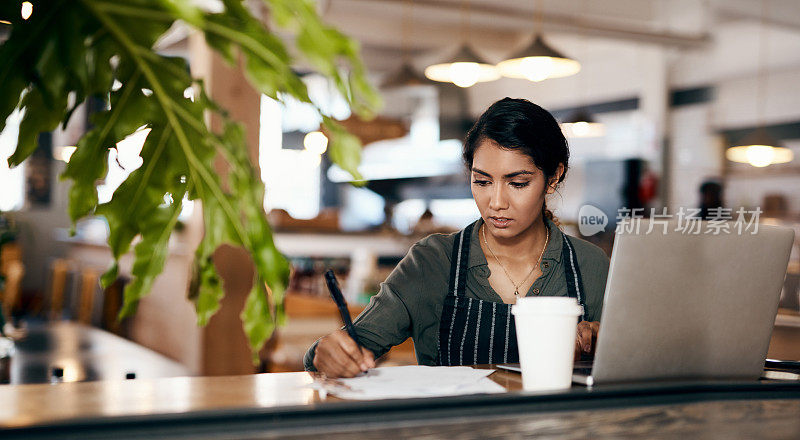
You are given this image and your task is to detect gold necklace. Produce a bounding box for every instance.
[482,222,550,298]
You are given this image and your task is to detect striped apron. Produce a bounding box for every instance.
[437,222,587,366]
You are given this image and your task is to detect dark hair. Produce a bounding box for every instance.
[463,97,569,224]
[699,179,722,194]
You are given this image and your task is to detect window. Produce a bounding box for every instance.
[259,75,351,220]
[0,110,25,211]
[95,127,194,220]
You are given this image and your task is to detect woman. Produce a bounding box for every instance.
[305,98,610,377]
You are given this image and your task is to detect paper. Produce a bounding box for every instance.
[315,366,505,400]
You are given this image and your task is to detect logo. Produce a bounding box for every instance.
[578,205,608,236]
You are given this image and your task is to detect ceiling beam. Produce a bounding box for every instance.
[326,0,711,49]
[716,9,800,33]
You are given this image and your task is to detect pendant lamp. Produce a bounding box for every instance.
[497,34,580,82]
[383,62,434,89]
[382,0,434,89]
[726,128,793,168]
[496,0,579,82]
[727,0,793,168]
[561,108,605,138]
[423,0,499,88]
[559,3,599,138]
[424,45,500,88]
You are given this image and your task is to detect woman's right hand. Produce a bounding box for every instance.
[313,330,376,378]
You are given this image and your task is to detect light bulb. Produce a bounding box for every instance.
[521,57,554,82]
[745,145,775,167]
[303,131,328,155]
[21,1,32,20]
[449,62,480,88]
[571,121,590,137]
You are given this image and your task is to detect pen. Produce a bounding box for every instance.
[323,269,363,350]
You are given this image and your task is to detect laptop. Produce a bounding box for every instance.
[502,219,795,386]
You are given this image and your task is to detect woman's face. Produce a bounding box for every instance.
[470,139,561,240]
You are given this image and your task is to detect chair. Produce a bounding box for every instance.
[48,260,101,325]
[101,276,127,335]
[0,260,24,322]
[48,259,70,320]
[77,267,99,325]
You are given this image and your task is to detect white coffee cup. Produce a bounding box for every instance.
[511,297,583,391]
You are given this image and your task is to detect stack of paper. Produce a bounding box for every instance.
[316,366,505,400]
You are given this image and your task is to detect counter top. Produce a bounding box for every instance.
[3,367,800,439]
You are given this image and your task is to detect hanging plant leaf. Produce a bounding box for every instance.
[0,0,380,359]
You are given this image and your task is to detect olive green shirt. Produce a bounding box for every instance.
[304,217,610,370]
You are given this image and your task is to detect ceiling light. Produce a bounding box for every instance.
[424,45,499,88]
[726,129,793,168]
[303,131,328,155]
[727,0,793,168]
[497,35,580,82]
[383,0,433,89]
[21,2,32,20]
[560,109,605,138]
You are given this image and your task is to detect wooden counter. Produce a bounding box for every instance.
[3,367,800,439]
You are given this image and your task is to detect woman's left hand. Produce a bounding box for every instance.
[574,321,600,359]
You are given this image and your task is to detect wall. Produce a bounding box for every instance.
[14,128,74,297]
[668,104,724,212]
[461,16,800,218]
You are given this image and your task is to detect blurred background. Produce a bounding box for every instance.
[1,0,799,381]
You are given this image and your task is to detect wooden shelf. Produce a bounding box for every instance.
[284,292,365,319]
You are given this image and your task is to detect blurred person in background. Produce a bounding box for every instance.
[698,179,724,220]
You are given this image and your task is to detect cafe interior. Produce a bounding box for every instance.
[2,0,800,438]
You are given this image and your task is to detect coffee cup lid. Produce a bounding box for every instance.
[511,296,583,316]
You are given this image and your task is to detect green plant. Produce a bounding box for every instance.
[0,0,380,358]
